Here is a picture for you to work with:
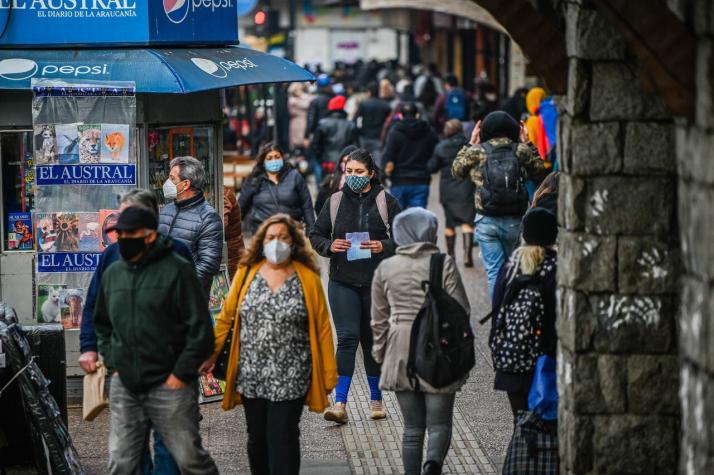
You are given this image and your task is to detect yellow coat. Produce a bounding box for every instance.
[212,260,337,412]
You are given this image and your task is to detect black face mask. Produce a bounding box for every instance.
[118,237,147,261]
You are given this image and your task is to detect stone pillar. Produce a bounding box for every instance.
[558,2,681,473]
[676,1,714,472]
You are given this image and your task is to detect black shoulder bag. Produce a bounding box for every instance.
[212,265,252,381]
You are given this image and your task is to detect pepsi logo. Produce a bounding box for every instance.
[0,58,38,81]
[191,58,228,78]
[164,0,189,24]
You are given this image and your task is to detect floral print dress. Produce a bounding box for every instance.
[236,273,311,401]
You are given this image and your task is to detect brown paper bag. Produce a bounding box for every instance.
[83,362,109,421]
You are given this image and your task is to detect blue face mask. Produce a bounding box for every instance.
[265,159,284,173]
[345,175,371,193]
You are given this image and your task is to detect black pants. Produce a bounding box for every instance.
[328,280,381,377]
[242,397,305,475]
[507,392,529,422]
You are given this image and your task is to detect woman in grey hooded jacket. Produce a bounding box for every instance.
[371,207,471,475]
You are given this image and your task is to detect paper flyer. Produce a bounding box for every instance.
[346,232,371,261]
[79,213,100,252]
[37,284,66,323]
[55,123,80,164]
[7,212,33,250]
[35,212,80,252]
[101,123,130,163]
[78,124,102,163]
[99,209,120,251]
[33,124,57,165]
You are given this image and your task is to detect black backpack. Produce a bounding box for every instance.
[407,253,475,389]
[479,142,529,216]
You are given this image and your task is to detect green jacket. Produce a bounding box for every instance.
[94,235,214,393]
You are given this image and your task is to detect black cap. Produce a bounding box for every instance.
[522,207,558,247]
[106,207,158,233]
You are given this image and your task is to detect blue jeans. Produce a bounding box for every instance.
[390,184,429,209]
[475,215,522,300]
[142,431,180,475]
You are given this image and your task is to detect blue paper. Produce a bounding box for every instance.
[346,232,371,262]
[37,252,100,273]
[36,164,136,185]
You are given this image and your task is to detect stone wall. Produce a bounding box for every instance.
[557,2,681,473]
[674,1,714,472]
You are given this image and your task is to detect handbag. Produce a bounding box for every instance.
[83,362,109,421]
[212,265,252,381]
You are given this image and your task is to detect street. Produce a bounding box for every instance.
[68,176,514,474]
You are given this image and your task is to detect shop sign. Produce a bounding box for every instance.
[0,0,238,47]
[35,164,136,185]
[37,251,100,273]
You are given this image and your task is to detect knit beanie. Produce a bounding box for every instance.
[522,207,558,247]
[328,95,346,111]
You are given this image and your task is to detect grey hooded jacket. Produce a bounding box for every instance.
[158,193,223,295]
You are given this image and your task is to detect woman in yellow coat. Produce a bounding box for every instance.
[203,213,337,475]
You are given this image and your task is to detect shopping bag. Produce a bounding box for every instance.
[503,411,559,475]
[82,362,109,421]
[528,354,558,421]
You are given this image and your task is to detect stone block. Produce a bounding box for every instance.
[680,437,714,475]
[678,182,714,279]
[570,354,628,414]
[679,126,714,186]
[559,408,594,474]
[627,355,680,415]
[693,0,714,34]
[592,415,679,474]
[679,276,711,371]
[696,39,714,130]
[565,4,626,60]
[623,122,676,174]
[584,177,675,236]
[679,363,714,457]
[559,231,616,292]
[570,121,621,176]
[668,0,691,24]
[559,113,573,174]
[591,294,675,354]
[557,288,595,353]
[590,62,671,121]
[565,58,590,117]
[559,173,586,231]
[617,237,679,295]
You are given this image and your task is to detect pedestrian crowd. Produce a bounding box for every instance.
[79,60,561,475]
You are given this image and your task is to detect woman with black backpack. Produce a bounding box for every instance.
[371,207,470,475]
[489,207,558,420]
[310,148,401,425]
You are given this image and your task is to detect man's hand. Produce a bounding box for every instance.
[330,239,352,253]
[470,120,481,145]
[164,374,187,389]
[519,120,529,143]
[198,357,216,375]
[360,240,384,254]
[384,162,395,176]
[79,351,98,374]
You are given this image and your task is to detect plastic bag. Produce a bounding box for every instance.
[83,362,108,421]
[527,354,558,421]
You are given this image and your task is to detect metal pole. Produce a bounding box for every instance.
[288,0,297,61]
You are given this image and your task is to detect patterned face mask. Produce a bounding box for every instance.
[345,175,370,193]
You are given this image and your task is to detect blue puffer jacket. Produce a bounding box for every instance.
[158,193,223,294]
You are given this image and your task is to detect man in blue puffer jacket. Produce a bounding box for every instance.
[158,156,223,296]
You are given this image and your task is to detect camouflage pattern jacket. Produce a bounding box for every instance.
[451,138,546,214]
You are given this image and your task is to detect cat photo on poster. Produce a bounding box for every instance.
[101,124,129,163]
[33,124,57,165]
[78,124,102,164]
[99,209,120,251]
[55,123,80,165]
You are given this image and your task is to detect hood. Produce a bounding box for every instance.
[396,242,439,256]
[129,234,175,268]
[394,118,431,138]
[481,111,520,142]
[393,207,438,246]
[526,87,546,114]
[326,109,348,120]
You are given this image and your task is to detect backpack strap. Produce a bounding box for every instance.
[375,190,391,238]
[329,191,343,239]
[429,253,446,292]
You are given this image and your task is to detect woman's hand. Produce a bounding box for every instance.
[330,239,352,253]
[519,120,529,143]
[198,356,217,375]
[360,240,384,254]
[470,120,481,145]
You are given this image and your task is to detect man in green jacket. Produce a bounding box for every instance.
[94,206,217,474]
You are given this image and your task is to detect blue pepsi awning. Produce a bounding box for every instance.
[0,46,314,93]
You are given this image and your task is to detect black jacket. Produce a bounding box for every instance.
[428,133,474,204]
[382,119,439,185]
[94,235,214,393]
[305,91,334,138]
[239,166,316,233]
[157,194,223,296]
[355,97,392,140]
[310,184,401,287]
[311,110,358,165]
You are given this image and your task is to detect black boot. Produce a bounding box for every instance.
[422,460,442,475]
[445,235,456,257]
[463,232,474,267]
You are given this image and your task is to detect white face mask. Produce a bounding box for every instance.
[263,239,292,264]
[163,178,177,201]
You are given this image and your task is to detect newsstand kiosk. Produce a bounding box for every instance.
[0,4,312,375]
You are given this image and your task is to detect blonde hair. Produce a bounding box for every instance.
[379,79,395,100]
[506,242,555,284]
[241,214,319,274]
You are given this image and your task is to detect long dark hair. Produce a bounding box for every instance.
[345,148,382,186]
[248,141,288,183]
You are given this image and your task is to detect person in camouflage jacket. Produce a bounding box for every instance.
[452,110,546,299]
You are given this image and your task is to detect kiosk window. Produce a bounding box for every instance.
[148,126,216,207]
[1,131,34,251]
